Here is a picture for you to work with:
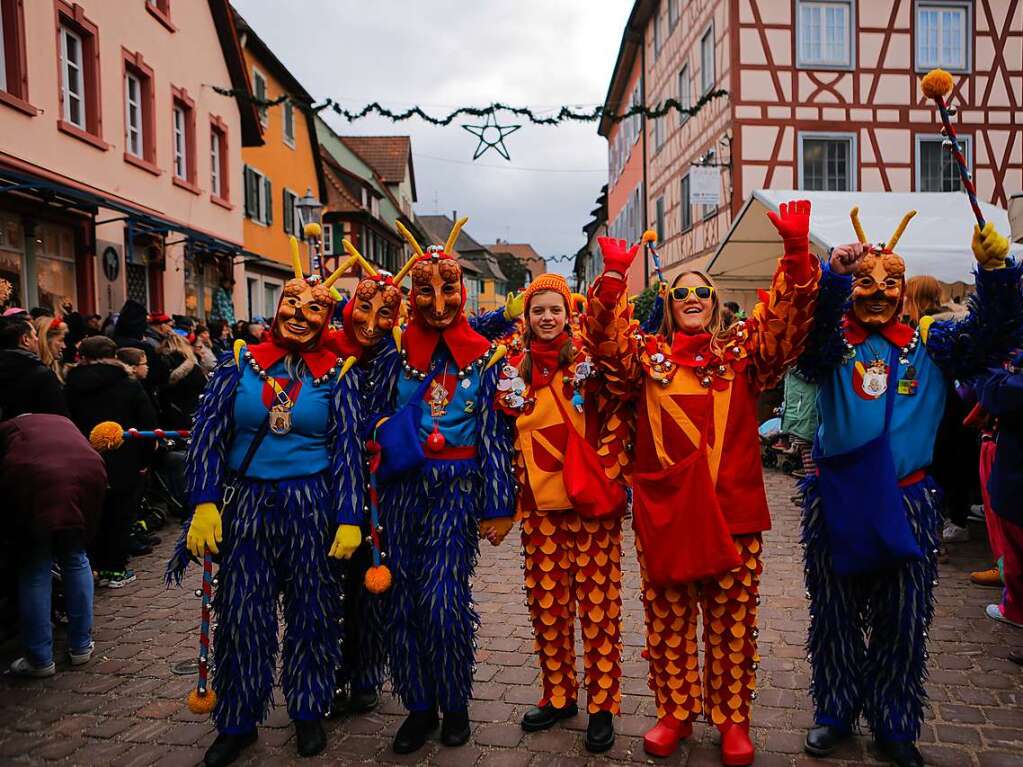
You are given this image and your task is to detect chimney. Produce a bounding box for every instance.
[452,210,457,222]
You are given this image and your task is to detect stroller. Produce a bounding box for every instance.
[758,416,801,474]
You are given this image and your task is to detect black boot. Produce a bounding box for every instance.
[203,730,257,767]
[393,709,439,754]
[584,711,615,753]
[441,708,471,747]
[326,685,348,720]
[805,724,851,757]
[520,701,579,732]
[294,719,326,758]
[348,688,379,713]
[876,738,924,767]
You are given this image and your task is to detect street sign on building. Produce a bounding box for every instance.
[689,166,721,206]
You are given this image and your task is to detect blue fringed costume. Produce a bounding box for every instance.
[330,291,517,707]
[168,343,364,735]
[367,238,516,731]
[797,238,1023,746]
[375,341,514,714]
[164,241,374,764]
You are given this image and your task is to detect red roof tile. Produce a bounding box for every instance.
[339,136,411,184]
[485,242,547,277]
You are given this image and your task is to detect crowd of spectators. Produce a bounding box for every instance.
[0,294,268,677]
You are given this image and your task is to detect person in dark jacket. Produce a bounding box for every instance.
[977,352,1023,629]
[112,300,168,392]
[1,413,107,676]
[0,316,68,419]
[208,318,233,358]
[65,336,157,587]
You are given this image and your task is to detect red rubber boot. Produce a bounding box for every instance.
[721,723,755,766]
[642,717,693,758]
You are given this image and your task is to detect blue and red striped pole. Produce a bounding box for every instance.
[186,547,217,713]
[123,428,190,441]
[921,68,986,228]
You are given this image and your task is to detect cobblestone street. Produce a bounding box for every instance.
[1,469,1020,767]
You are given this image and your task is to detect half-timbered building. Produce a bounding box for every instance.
[603,0,1022,291]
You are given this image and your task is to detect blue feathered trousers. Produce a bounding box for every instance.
[379,460,481,713]
[801,476,941,741]
[212,475,343,734]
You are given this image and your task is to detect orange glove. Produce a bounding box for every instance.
[479,517,514,546]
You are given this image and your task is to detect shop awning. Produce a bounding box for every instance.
[0,166,249,259]
[707,190,1023,286]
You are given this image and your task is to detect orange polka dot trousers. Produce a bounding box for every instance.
[521,508,624,715]
[637,534,763,731]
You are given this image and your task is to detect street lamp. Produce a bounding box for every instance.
[296,187,324,275]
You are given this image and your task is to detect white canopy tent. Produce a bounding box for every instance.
[707,191,1022,296]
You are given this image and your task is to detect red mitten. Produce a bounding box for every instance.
[597,236,641,276]
[766,199,811,256]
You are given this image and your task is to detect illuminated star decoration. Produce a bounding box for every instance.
[462,112,521,161]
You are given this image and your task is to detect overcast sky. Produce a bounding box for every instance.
[231,1,632,274]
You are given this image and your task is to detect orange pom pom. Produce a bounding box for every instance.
[187,687,217,714]
[364,564,392,594]
[921,68,954,99]
[641,229,658,244]
[89,421,124,452]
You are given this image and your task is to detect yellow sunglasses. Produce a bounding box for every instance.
[670,285,715,301]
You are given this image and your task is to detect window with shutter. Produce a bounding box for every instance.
[283,189,294,234]
[322,223,334,255]
[264,177,272,225]
[244,166,256,218]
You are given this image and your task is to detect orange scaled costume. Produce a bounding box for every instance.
[495,274,631,748]
[582,202,820,764]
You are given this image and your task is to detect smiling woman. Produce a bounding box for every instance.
[581,201,830,765]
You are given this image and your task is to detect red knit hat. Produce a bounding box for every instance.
[522,274,572,315]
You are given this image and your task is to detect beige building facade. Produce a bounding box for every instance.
[0,0,261,318]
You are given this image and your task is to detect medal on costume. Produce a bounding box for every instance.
[269,403,293,435]
[426,365,452,453]
[428,380,450,419]
[268,381,295,435]
[853,359,889,400]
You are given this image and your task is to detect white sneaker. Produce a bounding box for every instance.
[8,657,56,678]
[968,504,986,523]
[942,521,969,543]
[69,641,95,666]
[986,603,1023,628]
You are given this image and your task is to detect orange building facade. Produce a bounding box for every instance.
[234,10,325,322]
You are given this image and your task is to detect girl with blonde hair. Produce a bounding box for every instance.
[582,201,862,766]
[32,315,68,382]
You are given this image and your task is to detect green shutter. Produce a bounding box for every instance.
[264,177,272,225]
[283,189,293,235]
[332,223,343,256]
[243,166,255,218]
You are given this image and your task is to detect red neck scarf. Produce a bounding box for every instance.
[402,312,491,371]
[248,334,354,381]
[843,313,915,348]
[527,332,569,388]
[669,331,713,367]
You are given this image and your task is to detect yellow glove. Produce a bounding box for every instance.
[186,503,222,558]
[329,524,363,560]
[479,517,514,546]
[972,222,1009,270]
[504,291,526,320]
